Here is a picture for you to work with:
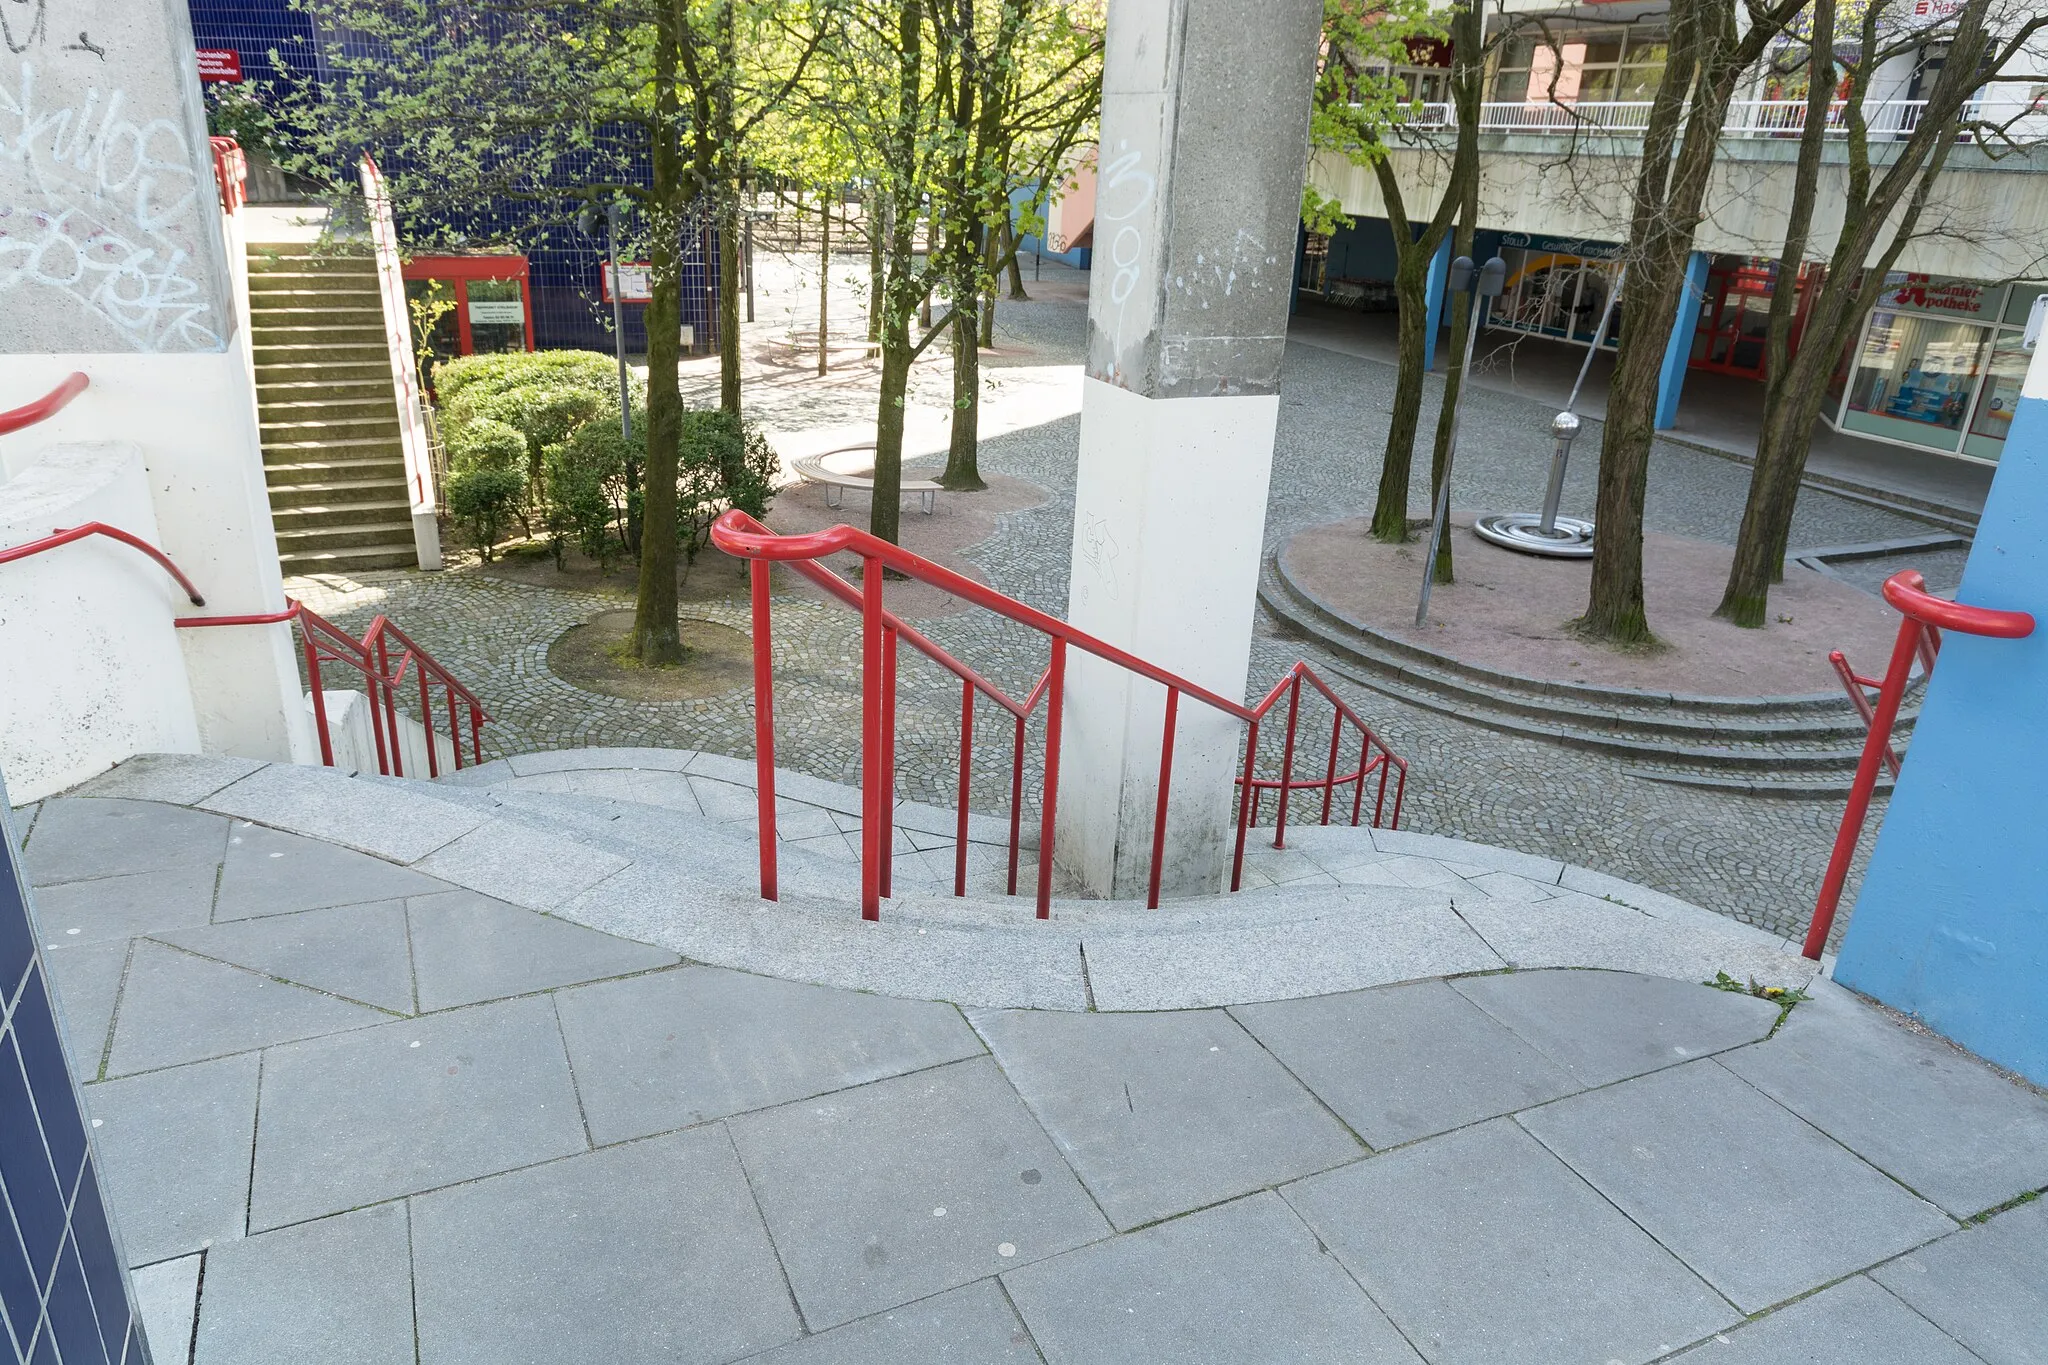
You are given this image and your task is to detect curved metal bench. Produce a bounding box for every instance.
[792,446,940,515]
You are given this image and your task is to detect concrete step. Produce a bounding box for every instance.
[266,479,411,510]
[255,394,402,419]
[278,545,421,574]
[245,252,376,275]
[262,435,405,460]
[248,306,387,326]
[260,416,404,443]
[264,456,411,484]
[251,324,387,346]
[274,518,419,553]
[252,345,389,366]
[254,360,392,383]
[272,499,415,530]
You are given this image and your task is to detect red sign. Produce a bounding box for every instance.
[196,49,243,83]
[1887,273,1988,319]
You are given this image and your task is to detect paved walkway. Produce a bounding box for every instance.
[16,788,2047,1365]
[284,256,1954,945]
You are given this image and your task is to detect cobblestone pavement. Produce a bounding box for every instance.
[291,257,1949,942]
[26,797,2048,1365]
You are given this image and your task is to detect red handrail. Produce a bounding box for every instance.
[0,373,89,436]
[711,509,1407,921]
[1805,570,2032,959]
[0,523,205,605]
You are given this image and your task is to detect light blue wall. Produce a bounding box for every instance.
[1655,252,1711,429]
[1009,185,1092,269]
[1834,340,2048,1084]
[1422,236,1453,372]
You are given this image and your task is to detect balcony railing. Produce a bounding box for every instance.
[1390,98,1935,139]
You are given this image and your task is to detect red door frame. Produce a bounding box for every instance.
[1691,260,1819,380]
[400,255,536,355]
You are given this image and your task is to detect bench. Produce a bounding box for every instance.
[792,446,940,515]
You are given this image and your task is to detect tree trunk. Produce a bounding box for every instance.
[718,190,742,414]
[942,223,987,491]
[869,0,924,547]
[978,227,998,348]
[1004,220,1027,299]
[873,317,911,546]
[632,14,686,667]
[868,191,885,345]
[1421,2,1484,583]
[1370,245,1434,543]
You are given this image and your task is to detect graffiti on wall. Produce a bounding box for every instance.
[0,0,226,352]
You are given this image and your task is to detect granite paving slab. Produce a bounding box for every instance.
[1284,1119,1737,1365]
[23,799,227,885]
[970,1008,1361,1230]
[410,1129,801,1365]
[554,966,983,1145]
[1518,1060,1957,1313]
[213,822,448,922]
[1003,1192,1424,1364]
[409,817,631,911]
[26,864,218,946]
[248,995,587,1230]
[132,1254,201,1365]
[1666,1274,1982,1363]
[744,1279,1040,1364]
[157,902,416,1014]
[1232,979,1581,1148]
[1450,969,1780,1087]
[727,1057,1111,1329]
[72,754,267,808]
[192,1204,415,1365]
[84,1054,259,1265]
[1872,1196,2048,1365]
[42,939,130,1080]
[1451,890,1817,990]
[405,889,677,1012]
[199,765,485,865]
[1720,980,2048,1218]
[105,942,389,1076]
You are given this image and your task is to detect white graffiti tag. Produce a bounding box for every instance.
[1,60,224,351]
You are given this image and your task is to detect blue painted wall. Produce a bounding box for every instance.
[1834,336,2048,1084]
[1655,252,1711,430]
[0,792,149,1364]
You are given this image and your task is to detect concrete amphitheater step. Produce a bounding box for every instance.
[1260,556,1908,790]
[66,751,1823,1010]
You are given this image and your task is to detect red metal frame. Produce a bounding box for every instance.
[0,373,89,436]
[710,510,1408,922]
[1804,570,2032,959]
[210,137,247,214]
[0,523,206,605]
[400,255,536,357]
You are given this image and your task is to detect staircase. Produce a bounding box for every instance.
[247,244,420,575]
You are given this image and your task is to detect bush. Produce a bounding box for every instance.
[676,409,780,562]
[543,421,642,571]
[446,417,526,473]
[434,350,626,408]
[446,466,526,562]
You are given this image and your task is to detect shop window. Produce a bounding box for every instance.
[466,279,529,354]
[1840,309,1986,452]
[1490,26,1668,105]
[1964,331,2029,460]
[1494,248,1621,348]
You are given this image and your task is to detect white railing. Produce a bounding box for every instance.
[359,154,442,572]
[1392,98,1933,139]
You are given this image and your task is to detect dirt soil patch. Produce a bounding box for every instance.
[547,609,754,702]
[1282,514,1907,698]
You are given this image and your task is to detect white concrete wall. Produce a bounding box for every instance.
[0,444,201,801]
[312,691,458,779]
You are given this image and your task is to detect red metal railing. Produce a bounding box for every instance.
[1827,626,1942,780]
[1804,570,2032,959]
[0,373,89,436]
[710,510,1406,921]
[0,523,206,605]
[210,137,247,214]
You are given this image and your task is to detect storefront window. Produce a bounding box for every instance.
[466,279,528,354]
[1495,247,1621,349]
[1964,331,2029,460]
[1840,309,1985,451]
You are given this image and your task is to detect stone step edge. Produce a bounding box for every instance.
[64,752,1822,1010]
[1263,550,1903,723]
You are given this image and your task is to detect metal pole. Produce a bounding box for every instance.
[744,211,756,323]
[1417,257,1502,627]
[1535,265,1623,533]
[606,206,631,439]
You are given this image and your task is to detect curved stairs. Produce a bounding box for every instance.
[71,749,1821,1011]
[1260,554,1909,797]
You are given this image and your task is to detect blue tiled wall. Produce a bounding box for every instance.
[0,802,147,1365]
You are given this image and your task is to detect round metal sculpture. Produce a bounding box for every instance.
[1473,510,1597,557]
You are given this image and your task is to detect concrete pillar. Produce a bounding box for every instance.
[1,2,312,764]
[1832,330,2048,1086]
[1056,0,1324,901]
[1655,251,1711,430]
[1422,234,1454,372]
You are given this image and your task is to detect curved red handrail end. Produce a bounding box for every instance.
[0,373,89,436]
[0,523,204,606]
[1881,570,2034,639]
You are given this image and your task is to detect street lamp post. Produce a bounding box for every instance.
[1416,255,1505,627]
[579,202,633,440]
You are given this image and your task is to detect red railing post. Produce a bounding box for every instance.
[1273,672,1303,849]
[1035,639,1067,919]
[417,660,439,778]
[303,632,335,767]
[445,686,463,771]
[1319,712,1343,826]
[880,624,898,901]
[1231,719,1260,891]
[750,559,779,901]
[859,555,884,920]
[955,680,973,898]
[1007,714,1027,897]
[1351,732,1372,825]
[1147,687,1179,910]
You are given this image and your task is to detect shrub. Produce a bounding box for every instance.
[434,349,626,408]
[445,417,526,473]
[446,466,526,561]
[676,409,780,562]
[543,421,641,571]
